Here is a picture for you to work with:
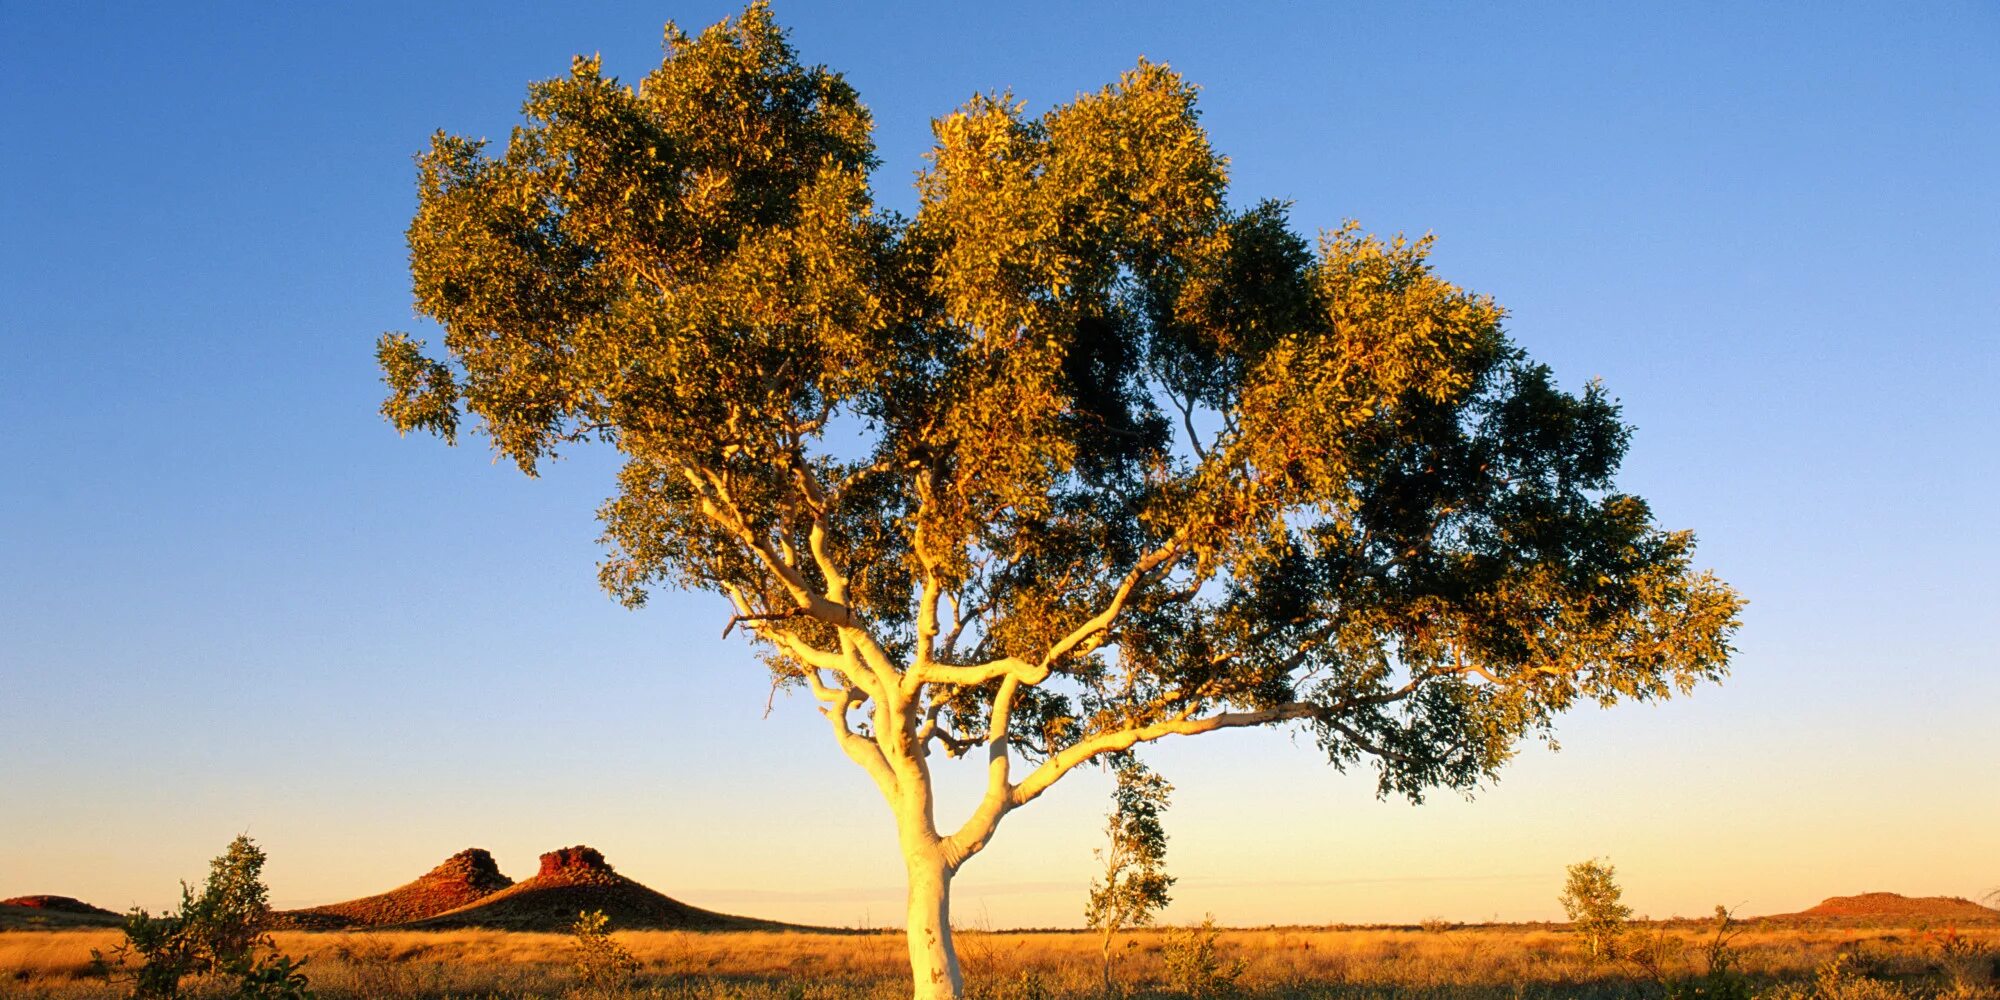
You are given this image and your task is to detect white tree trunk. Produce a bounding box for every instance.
[904,848,963,1000]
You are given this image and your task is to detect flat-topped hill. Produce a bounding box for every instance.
[1770,892,2000,923]
[408,845,793,932]
[272,848,515,929]
[13,845,803,935]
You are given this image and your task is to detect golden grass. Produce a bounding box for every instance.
[5,922,1996,999]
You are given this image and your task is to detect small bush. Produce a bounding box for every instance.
[235,952,315,1000]
[1924,925,2000,995]
[984,968,1052,1000]
[1623,905,1753,1000]
[570,909,641,994]
[1812,953,1922,1000]
[90,835,312,1000]
[1162,917,1245,999]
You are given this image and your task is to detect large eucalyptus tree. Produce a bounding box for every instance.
[377,7,1741,997]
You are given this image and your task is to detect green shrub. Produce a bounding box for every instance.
[1162,916,1245,999]
[1627,905,1753,1000]
[1923,925,1999,996]
[571,909,641,994]
[234,952,315,1000]
[1811,953,1917,1000]
[985,969,1053,1000]
[90,835,312,1000]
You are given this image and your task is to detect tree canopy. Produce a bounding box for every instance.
[378,6,1740,995]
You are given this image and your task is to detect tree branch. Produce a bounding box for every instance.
[1037,536,1186,670]
[941,673,1024,866]
[907,655,1049,689]
[822,688,899,804]
[1166,387,1210,461]
[916,700,982,757]
[686,465,851,624]
[1010,702,1328,809]
[939,588,991,660]
[724,584,884,703]
[721,609,801,638]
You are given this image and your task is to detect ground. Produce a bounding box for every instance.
[3,920,1997,1000]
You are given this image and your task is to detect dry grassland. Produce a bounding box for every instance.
[4,922,1996,1000]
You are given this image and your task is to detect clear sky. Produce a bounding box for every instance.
[3,2,1995,929]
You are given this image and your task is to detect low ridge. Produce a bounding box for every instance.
[1,895,118,915]
[1765,892,2000,924]
[408,845,790,932]
[0,895,122,929]
[272,848,515,929]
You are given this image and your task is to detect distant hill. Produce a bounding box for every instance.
[1769,892,2000,923]
[271,848,514,929]
[0,895,123,930]
[406,846,796,932]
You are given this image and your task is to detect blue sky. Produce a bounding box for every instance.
[2,2,1995,926]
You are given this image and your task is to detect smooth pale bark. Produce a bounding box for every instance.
[886,723,968,1000]
[903,849,963,1000]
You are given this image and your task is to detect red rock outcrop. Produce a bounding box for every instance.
[409,845,788,932]
[272,848,514,929]
[538,845,610,877]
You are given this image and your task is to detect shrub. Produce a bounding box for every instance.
[571,909,641,994]
[1924,925,1999,995]
[1163,916,1245,999]
[91,835,312,1000]
[1624,906,1751,1000]
[987,969,1053,1000]
[235,953,315,1000]
[1803,953,1920,1000]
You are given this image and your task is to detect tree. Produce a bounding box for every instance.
[1560,857,1633,959]
[375,6,1742,998]
[1085,758,1174,992]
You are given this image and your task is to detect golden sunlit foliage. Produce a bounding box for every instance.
[376,5,1742,996]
